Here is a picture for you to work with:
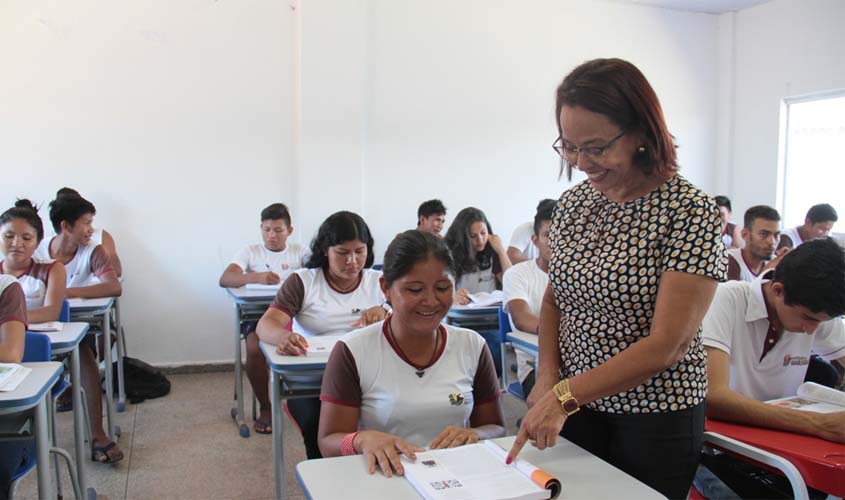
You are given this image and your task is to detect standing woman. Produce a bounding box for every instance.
[444,207,512,305]
[507,59,726,499]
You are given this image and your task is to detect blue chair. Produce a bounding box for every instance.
[59,299,71,322]
[371,264,383,271]
[498,306,527,401]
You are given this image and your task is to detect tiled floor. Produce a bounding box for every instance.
[16,366,527,499]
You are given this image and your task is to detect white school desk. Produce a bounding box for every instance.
[507,330,539,355]
[0,362,64,499]
[68,296,120,441]
[260,340,330,500]
[296,435,664,500]
[226,286,278,438]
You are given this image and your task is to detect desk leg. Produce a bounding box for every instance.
[114,298,127,412]
[231,303,249,438]
[102,311,117,440]
[34,395,53,499]
[71,346,94,498]
[271,371,284,500]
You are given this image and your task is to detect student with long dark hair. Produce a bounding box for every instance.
[444,207,512,305]
[257,211,386,459]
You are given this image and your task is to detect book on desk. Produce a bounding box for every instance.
[767,382,845,413]
[0,363,32,392]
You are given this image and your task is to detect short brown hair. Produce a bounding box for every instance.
[555,58,678,180]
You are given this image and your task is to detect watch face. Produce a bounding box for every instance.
[563,399,579,413]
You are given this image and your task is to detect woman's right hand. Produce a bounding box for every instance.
[275,331,308,356]
[254,271,281,285]
[455,288,471,305]
[356,430,424,477]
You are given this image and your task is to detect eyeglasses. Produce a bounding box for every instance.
[552,129,626,164]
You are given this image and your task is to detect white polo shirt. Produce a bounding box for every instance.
[508,221,538,261]
[502,259,547,383]
[230,243,309,282]
[701,272,845,401]
[780,227,803,249]
[725,248,762,282]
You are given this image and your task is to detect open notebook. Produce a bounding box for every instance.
[767,382,845,413]
[465,290,506,308]
[401,440,561,500]
[0,363,32,392]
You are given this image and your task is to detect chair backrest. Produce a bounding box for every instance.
[59,299,71,322]
[371,264,384,271]
[497,305,512,342]
[23,332,52,362]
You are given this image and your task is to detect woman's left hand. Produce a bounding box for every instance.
[506,390,568,463]
[351,305,388,327]
[429,426,480,449]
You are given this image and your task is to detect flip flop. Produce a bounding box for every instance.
[91,441,124,464]
[56,397,73,413]
[254,417,272,434]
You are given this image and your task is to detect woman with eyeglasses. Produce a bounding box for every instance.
[506,59,726,499]
[256,211,387,459]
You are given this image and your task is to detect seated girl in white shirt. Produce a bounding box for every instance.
[256,211,387,459]
[318,230,505,477]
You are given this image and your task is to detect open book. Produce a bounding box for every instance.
[0,363,32,392]
[466,290,507,308]
[767,382,845,413]
[401,440,561,500]
[28,322,63,332]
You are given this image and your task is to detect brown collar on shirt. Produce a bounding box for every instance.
[759,287,783,361]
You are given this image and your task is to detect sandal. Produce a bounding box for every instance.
[254,417,272,434]
[91,441,124,464]
[56,396,73,413]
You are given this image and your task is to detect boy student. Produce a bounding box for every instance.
[715,195,743,249]
[38,193,125,463]
[779,203,839,250]
[726,205,787,282]
[416,199,447,237]
[696,239,845,498]
[219,202,308,434]
[54,188,123,278]
[502,199,555,396]
[506,199,555,265]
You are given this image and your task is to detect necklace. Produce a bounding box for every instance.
[387,318,440,378]
[327,271,360,292]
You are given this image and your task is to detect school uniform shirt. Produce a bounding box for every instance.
[0,274,27,328]
[0,261,56,310]
[779,226,803,250]
[701,271,845,401]
[230,243,309,281]
[35,237,113,288]
[508,221,539,260]
[320,321,500,446]
[502,259,548,383]
[725,248,764,282]
[456,253,502,294]
[270,268,384,337]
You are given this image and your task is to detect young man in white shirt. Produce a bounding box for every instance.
[696,238,845,498]
[219,203,308,434]
[506,199,555,265]
[726,205,785,282]
[779,203,838,250]
[502,199,555,396]
[416,199,447,237]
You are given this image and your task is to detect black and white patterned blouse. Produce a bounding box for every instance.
[549,174,726,414]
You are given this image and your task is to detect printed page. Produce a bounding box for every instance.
[402,442,549,500]
[0,365,31,392]
[467,290,506,307]
[797,382,845,407]
[767,396,842,414]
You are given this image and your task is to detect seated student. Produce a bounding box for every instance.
[726,205,785,282]
[502,200,554,396]
[218,202,308,434]
[256,211,387,459]
[415,199,447,237]
[0,274,31,500]
[506,199,555,265]
[695,239,845,498]
[715,195,743,249]
[37,193,124,463]
[445,207,512,305]
[318,230,505,476]
[0,200,67,323]
[779,203,839,250]
[54,188,123,278]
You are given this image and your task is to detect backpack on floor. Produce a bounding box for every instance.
[112,356,171,403]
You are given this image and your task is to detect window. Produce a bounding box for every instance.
[777,92,845,234]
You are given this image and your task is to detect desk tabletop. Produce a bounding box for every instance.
[259,341,332,371]
[296,435,663,500]
[0,362,63,414]
[68,296,115,313]
[28,322,90,354]
[447,304,500,316]
[507,330,539,353]
[226,287,278,304]
[706,419,845,496]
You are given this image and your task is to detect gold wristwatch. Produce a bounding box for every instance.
[553,379,580,416]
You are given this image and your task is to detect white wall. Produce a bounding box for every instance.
[1,0,720,365]
[717,0,845,223]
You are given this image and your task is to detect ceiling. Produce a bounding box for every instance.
[610,0,773,14]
